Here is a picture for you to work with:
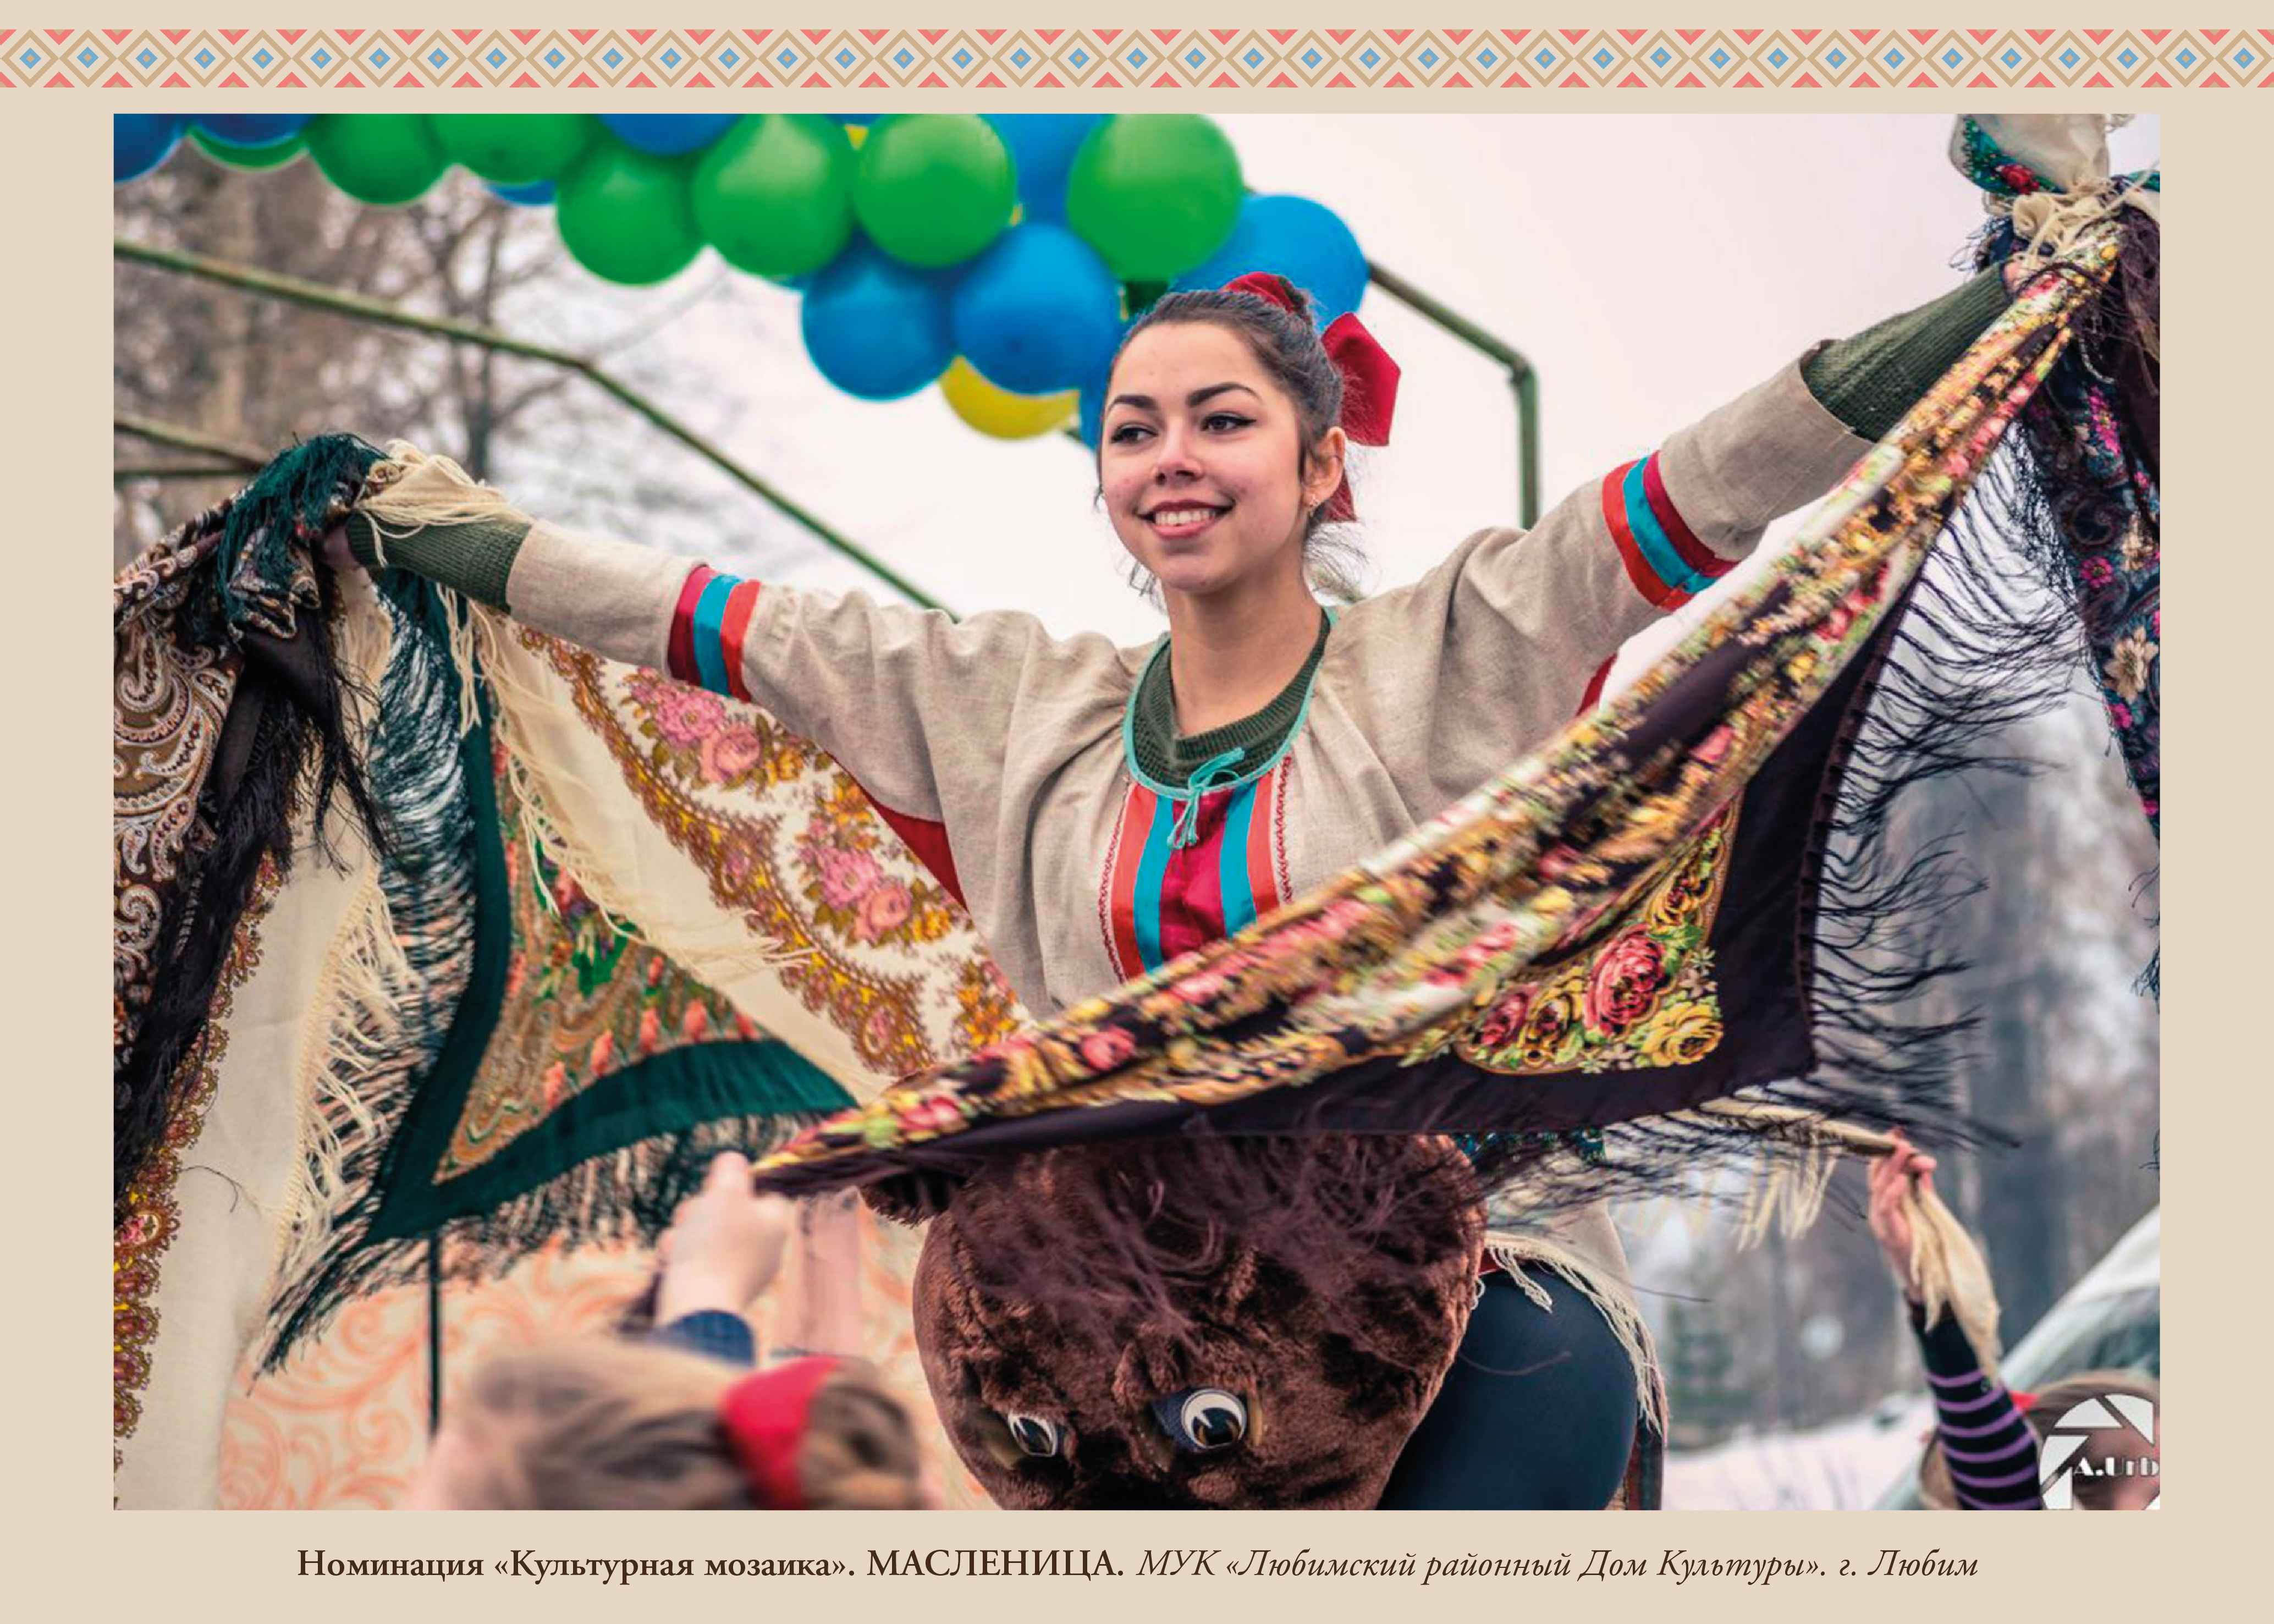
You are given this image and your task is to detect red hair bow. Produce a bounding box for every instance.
[1219,271,1400,522]
[718,1356,842,1509]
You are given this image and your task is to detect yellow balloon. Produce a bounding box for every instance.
[939,358,1077,440]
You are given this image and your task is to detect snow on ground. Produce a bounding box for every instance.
[1662,1399,1934,1511]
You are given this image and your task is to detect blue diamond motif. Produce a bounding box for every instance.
[1651,48,1669,67]
[78,47,97,67]
[1593,48,1612,68]
[1361,49,1378,68]
[663,49,681,68]
[602,49,622,69]
[2178,49,2196,68]
[721,48,741,68]
[952,48,970,67]
[1185,49,1204,68]
[1421,49,1439,68]
[426,49,446,68]
[1942,48,1963,67]
[1769,49,1788,68]
[2060,48,2079,67]
[1070,48,1090,69]
[1243,48,1263,68]
[1827,48,1847,69]
[775,50,796,68]
[1303,48,1322,68]
[487,49,506,68]
[894,49,913,68]
[371,49,391,69]
[312,48,333,68]
[2000,48,2021,68]
[1478,48,1500,68]
[1709,48,1728,68]
[1012,49,1031,68]
[137,49,157,67]
[1129,49,1149,69]
[1882,49,1904,68]
[2119,49,2137,67]
[16,48,40,70]
[2240,48,2259,68]
[834,49,854,68]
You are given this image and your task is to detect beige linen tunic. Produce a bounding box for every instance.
[502,351,1873,1403]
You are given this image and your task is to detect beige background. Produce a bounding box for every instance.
[45,0,2242,1614]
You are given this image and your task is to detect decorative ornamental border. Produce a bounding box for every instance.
[15,25,2269,92]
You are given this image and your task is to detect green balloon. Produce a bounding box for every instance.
[305,115,449,207]
[1066,115,1244,282]
[851,114,1015,269]
[430,114,595,186]
[191,128,307,172]
[692,115,856,279]
[557,141,704,286]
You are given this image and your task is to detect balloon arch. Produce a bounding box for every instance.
[115,112,1372,447]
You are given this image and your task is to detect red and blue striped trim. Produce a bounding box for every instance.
[1600,452,1731,610]
[1101,762,1286,981]
[667,563,763,700]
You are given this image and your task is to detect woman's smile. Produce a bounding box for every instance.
[1145,503,1230,541]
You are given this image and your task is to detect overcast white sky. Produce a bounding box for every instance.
[619,114,2159,658]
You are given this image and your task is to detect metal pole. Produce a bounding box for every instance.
[115,463,263,484]
[1363,258,1541,528]
[113,238,950,614]
[114,412,268,471]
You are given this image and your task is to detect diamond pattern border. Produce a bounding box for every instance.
[24,22,2269,91]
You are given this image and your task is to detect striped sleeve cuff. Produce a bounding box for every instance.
[1599,451,1735,610]
[665,564,764,699]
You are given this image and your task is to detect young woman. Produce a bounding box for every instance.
[335,258,2011,1507]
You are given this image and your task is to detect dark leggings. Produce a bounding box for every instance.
[1377,1270,1639,1509]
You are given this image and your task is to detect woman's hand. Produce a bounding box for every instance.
[319,519,365,575]
[1866,1131,1938,1306]
[652,1152,793,1323]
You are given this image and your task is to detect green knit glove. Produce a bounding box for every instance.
[1803,265,2013,442]
[345,510,528,612]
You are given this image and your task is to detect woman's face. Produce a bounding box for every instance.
[1099,322,1344,603]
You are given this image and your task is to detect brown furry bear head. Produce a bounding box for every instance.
[907,1133,1483,1509]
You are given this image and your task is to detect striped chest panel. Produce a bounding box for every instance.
[1098,759,1292,982]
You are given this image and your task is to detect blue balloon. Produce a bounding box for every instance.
[801,241,956,401]
[950,223,1124,397]
[486,178,558,207]
[1078,379,1109,450]
[983,114,1103,224]
[115,114,186,183]
[1173,194,1369,326]
[598,114,741,157]
[192,114,314,148]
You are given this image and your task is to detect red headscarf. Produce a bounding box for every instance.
[717,1356,843,1509]
[1217,271,1401,522]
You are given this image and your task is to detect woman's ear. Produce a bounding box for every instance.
[1303,425,1349,514]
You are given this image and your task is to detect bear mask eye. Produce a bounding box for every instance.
[1001,1411,1064,1458]
[1155,1388,1248,1454]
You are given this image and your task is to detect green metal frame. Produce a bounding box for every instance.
[115,235,1543,608]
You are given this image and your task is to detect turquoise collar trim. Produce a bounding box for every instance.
[1120,607,1337,800]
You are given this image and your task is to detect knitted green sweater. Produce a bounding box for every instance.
[350,265,2011,784]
